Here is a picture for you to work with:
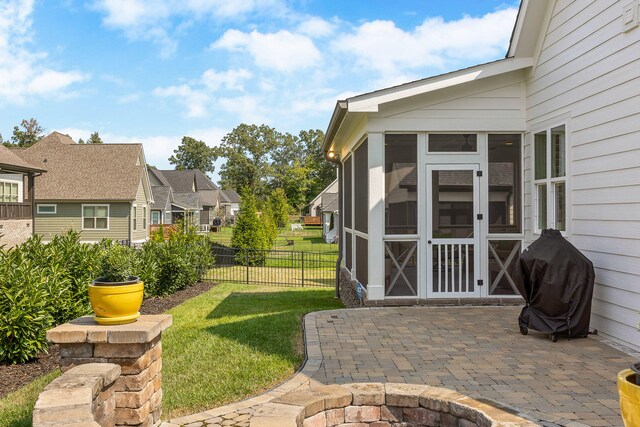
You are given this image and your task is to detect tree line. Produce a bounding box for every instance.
[169,123,335,213]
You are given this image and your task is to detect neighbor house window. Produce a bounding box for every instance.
[37,204,57,214]
[165,211,171,224]
[151,211,161,225]
[83,205,109,230]
[133,206,137,231]
[143,206,147,229]
[0,181,19,203]
[534,125,566,232]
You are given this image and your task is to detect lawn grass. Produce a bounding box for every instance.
[0,282,341,424]
[0,370,60,427]
[161,283,343,419]
[210,226,337,253]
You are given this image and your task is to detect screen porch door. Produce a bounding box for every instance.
[426,164,480,298]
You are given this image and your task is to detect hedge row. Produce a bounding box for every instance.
[0,228,213,364]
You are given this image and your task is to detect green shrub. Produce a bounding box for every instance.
[269,188,290,228]
[232,189,268,265]
[0,250,53,364]
[95,243,137,282]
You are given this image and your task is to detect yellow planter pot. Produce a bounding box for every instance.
[88,281,144,325]
[618,369,640,427]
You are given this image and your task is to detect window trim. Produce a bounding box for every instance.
[133,206,137,231]
[0,180,20,203]
[82,204,110,231]
[533,124,567,234]
[142,205,147,229]
[37,204,57,214]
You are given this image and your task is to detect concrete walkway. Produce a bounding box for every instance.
[165,306,636,427]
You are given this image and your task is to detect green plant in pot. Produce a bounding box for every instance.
[89,244,143,325]
[617,318,640,426]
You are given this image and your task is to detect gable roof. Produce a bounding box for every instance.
[309,179,339,207]
[157,169,218,192]
[172,192,200,210]
[0,144,45,173]
[15,132,148,201]
[220,189,241,203]
[150,185,172,210]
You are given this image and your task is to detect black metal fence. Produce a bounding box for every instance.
[205,244,337,287]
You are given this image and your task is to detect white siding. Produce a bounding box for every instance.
[370,72,527,132]
[525,0,640,349]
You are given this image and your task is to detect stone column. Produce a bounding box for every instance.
[47,315,172,427]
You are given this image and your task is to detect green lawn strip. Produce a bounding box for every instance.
[211,227,337,254]
[161,283,343,419]
[0,370,60,427]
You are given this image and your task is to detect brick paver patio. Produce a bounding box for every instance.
[166,306,636,427]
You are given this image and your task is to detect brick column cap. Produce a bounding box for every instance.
[47,315,172,344]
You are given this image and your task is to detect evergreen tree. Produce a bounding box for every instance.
[268,188,290,228]
[231,189,268,265]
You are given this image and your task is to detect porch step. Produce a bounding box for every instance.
[363,297,524,307]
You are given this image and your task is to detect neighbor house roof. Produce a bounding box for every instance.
[321,192,338,212]
[158,169,218,192]
[15,132,148,201]
[308,179,339,207]
[171,192,200,211]
[0,144,46,173]
[199,189,220,207]
[150,185,172,210]
[221,189,241,203]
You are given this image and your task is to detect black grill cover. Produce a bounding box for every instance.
[515,229,595,338]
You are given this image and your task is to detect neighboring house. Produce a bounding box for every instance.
[323,0,640,350]
[147,168,227,228]
[15,132,153,244]
[0,145,46,247]
[307,180,339,242]
[220,189,241,218]
[307,179,339,217]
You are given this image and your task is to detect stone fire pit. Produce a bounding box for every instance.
[250,382,538,427]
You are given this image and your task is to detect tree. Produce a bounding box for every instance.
[298,129,336,204]
[80,132,103,144]
[268,188,290,228]
[168,136,216,174]
[9,118,45,147]
[215,124,279,198]
[231,189,269,265]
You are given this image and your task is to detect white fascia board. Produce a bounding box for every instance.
[347,57,533,113]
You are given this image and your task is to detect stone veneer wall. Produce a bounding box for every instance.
[339,267,361,308]
[33,363,120,427]
[253,383,539,427]
[0,219,32,248]
[46,315,171,427]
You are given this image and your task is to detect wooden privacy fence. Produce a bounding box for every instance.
[206,244,337,287]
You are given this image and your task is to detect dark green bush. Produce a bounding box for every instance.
[95,242,137,282]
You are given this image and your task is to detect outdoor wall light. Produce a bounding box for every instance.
[327,151,339,160]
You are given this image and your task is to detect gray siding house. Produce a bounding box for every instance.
[15,132,153,244]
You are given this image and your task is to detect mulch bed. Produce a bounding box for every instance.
[0,281,217,399]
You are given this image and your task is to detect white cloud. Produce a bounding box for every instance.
[91,0,287,55]
[153,84,210,118]
[333,8,518,78]
[0,0,87,103]
[201,68,251,91]
[117,92,142,104]
[212,29,322,72]
[218,95,268,125]
[297,16,335,38]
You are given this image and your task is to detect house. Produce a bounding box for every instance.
[307,180,339,242]
[147,168,231,229]
[15,132,153,244]
[323,0,640,350]
[0,145,46,247]
[219,189,241,218]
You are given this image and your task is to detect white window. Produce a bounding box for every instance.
[151,211,161,225]
[143,206,147,229]
[37,204,57,214]
[534,125,566,232]
[133,206,137,231]
[0,181,19,203]
[165,211,172,224]
[83,204,109,230]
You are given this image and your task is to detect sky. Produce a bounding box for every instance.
[0,0,520,183]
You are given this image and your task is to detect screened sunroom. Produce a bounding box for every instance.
[324,59,535,302]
